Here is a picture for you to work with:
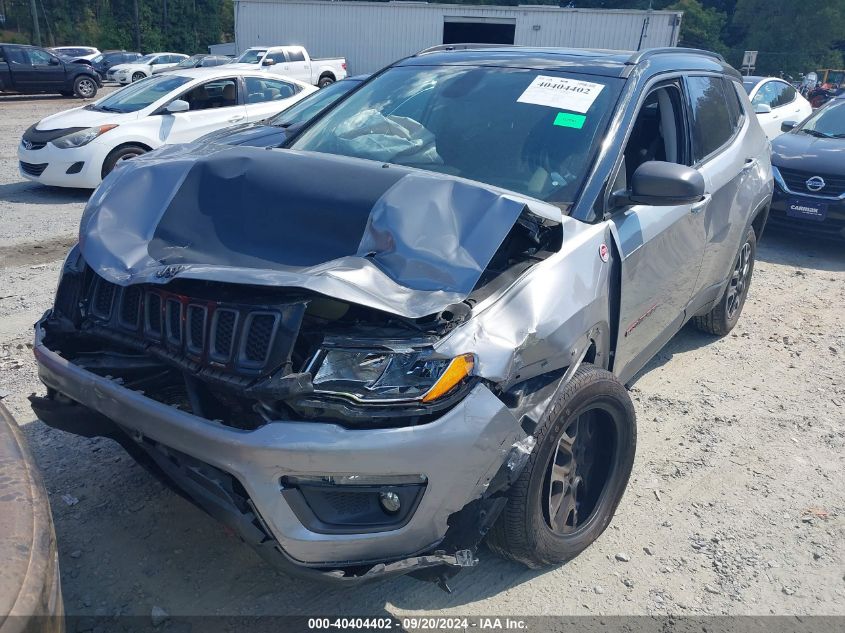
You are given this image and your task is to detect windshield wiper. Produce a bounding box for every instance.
[802,129,834,138]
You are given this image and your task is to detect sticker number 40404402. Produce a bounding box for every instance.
[517,75,605,113]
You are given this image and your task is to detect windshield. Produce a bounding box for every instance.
[290,65,622,203]
[269,80,359,127]
[797,100,845,138]
[91,54,104,63]
[176,55,203,68]
[235,49,266,64]
[91,75,191,113]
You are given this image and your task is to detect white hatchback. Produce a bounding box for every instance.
[18,67,316,189]
[743,76,813,140]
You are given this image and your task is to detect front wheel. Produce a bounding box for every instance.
[486,364,637,568]
[101,144,147,179]
[131,71,146,82]
[73,76,97,99]
[692,227,756,336]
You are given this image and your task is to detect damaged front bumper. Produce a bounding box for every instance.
[32,313,526,583]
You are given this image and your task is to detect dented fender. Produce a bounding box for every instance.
[436,218,615,389]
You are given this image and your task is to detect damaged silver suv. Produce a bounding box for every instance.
[32,46,772,587]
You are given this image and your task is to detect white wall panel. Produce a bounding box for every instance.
[234,1,682,74]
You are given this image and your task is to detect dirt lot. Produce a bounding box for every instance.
[1,92,844,624]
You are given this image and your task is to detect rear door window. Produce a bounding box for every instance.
[288,49,306,63]
[775,83,797,108]
[245,77,298,103]
[686,76,735,163]
[6,47,27,64]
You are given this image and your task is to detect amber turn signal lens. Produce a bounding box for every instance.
[421,353,474,403]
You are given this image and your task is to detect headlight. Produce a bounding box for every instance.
[310,348,474,403]
[52,125,118,149]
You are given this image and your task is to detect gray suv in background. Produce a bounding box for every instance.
[32,46,772,587]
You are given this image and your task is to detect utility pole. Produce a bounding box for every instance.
[29,0,42,46]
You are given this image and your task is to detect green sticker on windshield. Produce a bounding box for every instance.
[553,112,586,129]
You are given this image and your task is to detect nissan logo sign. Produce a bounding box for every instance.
[806,176,826,192]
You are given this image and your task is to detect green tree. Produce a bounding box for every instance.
[666,0,727,54]
[730,0,845,76]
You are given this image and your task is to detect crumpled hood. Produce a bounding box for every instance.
[79,145,561,319]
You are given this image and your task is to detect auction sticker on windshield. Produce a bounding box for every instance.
[517,75,605,113]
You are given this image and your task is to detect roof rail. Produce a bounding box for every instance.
[416,43,513,56]
[627,47,725,65]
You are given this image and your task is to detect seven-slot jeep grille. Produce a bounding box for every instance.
[85,275,297,376]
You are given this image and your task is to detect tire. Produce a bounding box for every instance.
[101,144,147,179]
[486,364,637,568]
[692,227,756,336]
[131,71,146,82]
[72,76,97,99]
[317,75,335,88]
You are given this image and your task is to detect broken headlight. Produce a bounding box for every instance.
[310,349,474,403]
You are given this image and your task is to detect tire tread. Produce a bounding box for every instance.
[486,364,635,568]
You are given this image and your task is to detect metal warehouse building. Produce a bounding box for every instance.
[233,1,684,74]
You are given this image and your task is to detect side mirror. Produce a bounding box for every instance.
[613,161,706,207]
[49,57,60,65]
[262,58,275,66]
[781,120,798,132]
[754,103,772,114]
[166,99,190,113]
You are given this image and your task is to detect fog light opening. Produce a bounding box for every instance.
[379,491,401,514]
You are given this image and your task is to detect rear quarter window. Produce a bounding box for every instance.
[723,78,746,129]
[686,76,735,163]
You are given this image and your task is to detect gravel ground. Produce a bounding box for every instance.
[1,92,844,624]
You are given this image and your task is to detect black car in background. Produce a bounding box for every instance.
[1,43,102,98]
[769,95,845,240]
[151,53,232,74]
[89,50,142,79]
[195,74,367,147]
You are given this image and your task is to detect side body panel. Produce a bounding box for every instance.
[690,79,773,316]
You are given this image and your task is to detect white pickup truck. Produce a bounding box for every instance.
[229,46,347,87]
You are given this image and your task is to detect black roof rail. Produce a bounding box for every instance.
[416,43,513,55]
[627,47,725,65]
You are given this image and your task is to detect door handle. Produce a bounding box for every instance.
[742,158,758,172]
[690,194,711,214]
[228,115,244,123]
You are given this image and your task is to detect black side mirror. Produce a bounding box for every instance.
[781,120,798,132]
[613,161,705,207]
[49,57,60,65]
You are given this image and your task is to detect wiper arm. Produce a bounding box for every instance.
[803,129,833,138]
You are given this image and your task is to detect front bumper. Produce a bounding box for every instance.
[32,314,523,575]
[770,170,845,240]
[18,141,107,189]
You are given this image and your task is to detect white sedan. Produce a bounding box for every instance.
[18,67,316,188]
[109,53,188,84]
[743,76,812,140]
